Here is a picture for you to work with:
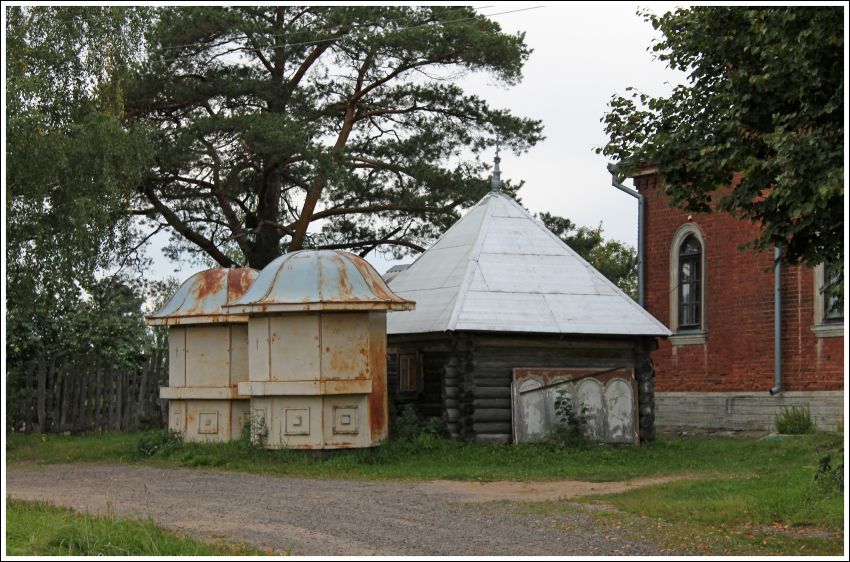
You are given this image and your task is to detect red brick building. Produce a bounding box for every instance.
[633,170,844,431]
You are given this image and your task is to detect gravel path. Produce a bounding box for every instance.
[6,463,682,556]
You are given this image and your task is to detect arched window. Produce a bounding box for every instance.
[678,235,702,329]
[669,223,706,342]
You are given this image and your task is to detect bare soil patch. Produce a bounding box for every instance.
[418,475,690,502]
[6,463,685,556]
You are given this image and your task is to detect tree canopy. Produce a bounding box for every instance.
[598,7,843,270]
[6,6,154,304]
[127,6,544,269]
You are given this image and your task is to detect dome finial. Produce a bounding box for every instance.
[490,140,502,192]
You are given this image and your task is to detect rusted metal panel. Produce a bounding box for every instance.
[168,327,186,387]
[238,380,372,396]
[226,250,414,314]
[269,314,320,382]
[168,400,186,434]
[229,324,249,385]
[231,250,413,450]
[269,396,323,449]
[321,313,370,381]
[184,400,232,443]
[146,268,259,325]
[511,367,638,445]
[185,325,230,387]
[248,317,270,382]
[160,387,239,400]
[230,400,251,439]
[368,312,389,444]
[322,394,370,449]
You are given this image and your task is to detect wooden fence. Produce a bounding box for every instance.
[7,347,168,434]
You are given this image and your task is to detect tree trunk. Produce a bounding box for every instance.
[37,360,47,433]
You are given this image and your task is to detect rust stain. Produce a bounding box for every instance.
[332,252,355,301]
[227,268,259,304]
[193,269,225,306]
[369,354,387,441]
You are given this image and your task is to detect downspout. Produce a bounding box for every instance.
[607,162,645,308]
[770,245,782,395]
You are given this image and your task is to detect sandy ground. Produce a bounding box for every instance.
[6,463,686,556]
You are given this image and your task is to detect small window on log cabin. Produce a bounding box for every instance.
[399,353,418,393]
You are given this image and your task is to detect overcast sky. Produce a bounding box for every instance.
[144,1,688,281]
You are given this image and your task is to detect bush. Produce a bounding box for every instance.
[390,404,447,442]
[547,388,590,448]
[136,429,183,458]
[815,448,844,494]
[775,406,817,434]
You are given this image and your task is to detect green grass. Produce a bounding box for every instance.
[5,430,843,482]
[7,430,844,556]
[5,499,259,556]
[5,430,844,483]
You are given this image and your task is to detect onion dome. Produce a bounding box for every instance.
[146,268,259,325]
[226,250,414,313]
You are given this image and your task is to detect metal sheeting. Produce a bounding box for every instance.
[146,268,259,326]
[227,250,414,313]
[387,192,671,337]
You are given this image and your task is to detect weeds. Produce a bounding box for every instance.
[775,406,817,434]
[814,448,843,494]
[136,429,183,458]
[547,388,590,448]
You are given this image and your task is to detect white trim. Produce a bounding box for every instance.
[670,332,707,346]
[812,263,844,338]
[669,223,707,337]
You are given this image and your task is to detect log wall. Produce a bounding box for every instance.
[388,333,658,444]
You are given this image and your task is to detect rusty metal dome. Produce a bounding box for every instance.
[146,268,259,325]
[227,250,414,313]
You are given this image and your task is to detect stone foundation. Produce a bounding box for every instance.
[655,391,844,432]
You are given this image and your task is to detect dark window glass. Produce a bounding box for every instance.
[678,235,702,329]
[824,262,843,322]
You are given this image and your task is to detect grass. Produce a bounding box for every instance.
[5,430,844,483]
[5,499,259,556]
[7,430,845,556]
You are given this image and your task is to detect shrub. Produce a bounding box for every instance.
[136,429,183,458]
[390,404,447,442]
[815,448,844,494]
[775,406,817,434]
[547,388,590,448]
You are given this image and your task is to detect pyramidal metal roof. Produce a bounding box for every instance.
[386,191,671,337]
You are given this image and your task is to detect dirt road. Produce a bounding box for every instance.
[6,463,683,556]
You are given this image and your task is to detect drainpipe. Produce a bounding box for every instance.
[607,162,645,308]
[770,245,783,395]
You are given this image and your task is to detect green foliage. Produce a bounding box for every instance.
[126,6,543,268]
[5,500,258,555]
[598,7,843,283]
[5,276,161,433]
[775,406,817,434]
[136,429,184,459]
[6,6,155,301]
[547,388,590,448]
[390,404,447,443]
[540,213,638,299]
[814,448,843,494]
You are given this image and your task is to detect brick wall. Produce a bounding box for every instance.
[635,172,843,393]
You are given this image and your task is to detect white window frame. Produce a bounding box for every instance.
[812,263,844,338]
[669,223,707,346]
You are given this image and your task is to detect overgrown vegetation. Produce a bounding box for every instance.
[5,499,258,555]
[546,388,590,447]
[775,406,817,434]
[814,447,843,494]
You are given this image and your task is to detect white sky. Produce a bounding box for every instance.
[144,1,688,281]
